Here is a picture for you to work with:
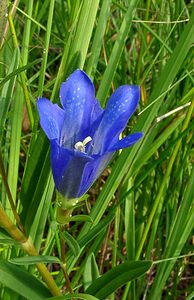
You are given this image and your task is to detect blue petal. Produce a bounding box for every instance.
[37,97,65,140]
[50,140,93,198]
[92,85,140,154]
[78,134,143,196]
[108,132,143,152]
[77,153,113,197]
[91,99,104,122]
[60,69,99,144]
[81,99,104,144]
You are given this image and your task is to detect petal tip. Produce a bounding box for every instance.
[138,131,144,138]
[36,97,49,111]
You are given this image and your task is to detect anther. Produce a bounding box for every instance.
[74,136,92,152]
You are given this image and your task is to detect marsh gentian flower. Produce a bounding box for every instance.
[37,69,143,199]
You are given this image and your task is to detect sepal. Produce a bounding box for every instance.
[56,192,88,224]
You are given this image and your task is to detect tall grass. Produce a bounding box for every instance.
[0,1,193,299]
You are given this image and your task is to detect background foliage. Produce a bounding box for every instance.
[0,0,193,299]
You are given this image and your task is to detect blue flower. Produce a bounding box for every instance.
[37,69,143,199]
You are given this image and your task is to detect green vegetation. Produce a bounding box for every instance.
[0,1,193,299]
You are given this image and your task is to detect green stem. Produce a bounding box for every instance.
[0,149,23,231]
[57,206,74,224]
[0,203,61,296]
[60,261,73,294]
[59,225,73,294]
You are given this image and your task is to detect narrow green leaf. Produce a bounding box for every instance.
[0,230,16,244]
[65,215,93,223]
[71,0,100,69]
[0,259,51,299]
[0,48,19,137]
[78,212,114,248]
[63,231,80,257]
[20,133,50,229]
[132,116,184,175]
[46,293,99,300]
[6,82,24,209]
[86,260,152,299]
[97,0,139,106]
[148,165,194,299]
[29,173,54,250]
[38,0,55,96]
[9,255,61,265]
[124,179,135,260]
[0,58,42,88]
[0,239,15,245]
[66,212,114,272]
[86,0,112,77]
[84,253,100,290]
[185,291,194,300]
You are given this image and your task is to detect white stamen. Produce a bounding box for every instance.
[83,136,92,146]
[74,141,85,152]
[74,136,92,152]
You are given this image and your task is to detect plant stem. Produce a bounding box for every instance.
[60,225,73,294]
[0,149,23,231]
[61,263,73,294]
[0,202,61,296]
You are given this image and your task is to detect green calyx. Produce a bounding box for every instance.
[56,192,88,224]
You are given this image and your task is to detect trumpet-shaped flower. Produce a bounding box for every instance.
[37,69,143,199]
